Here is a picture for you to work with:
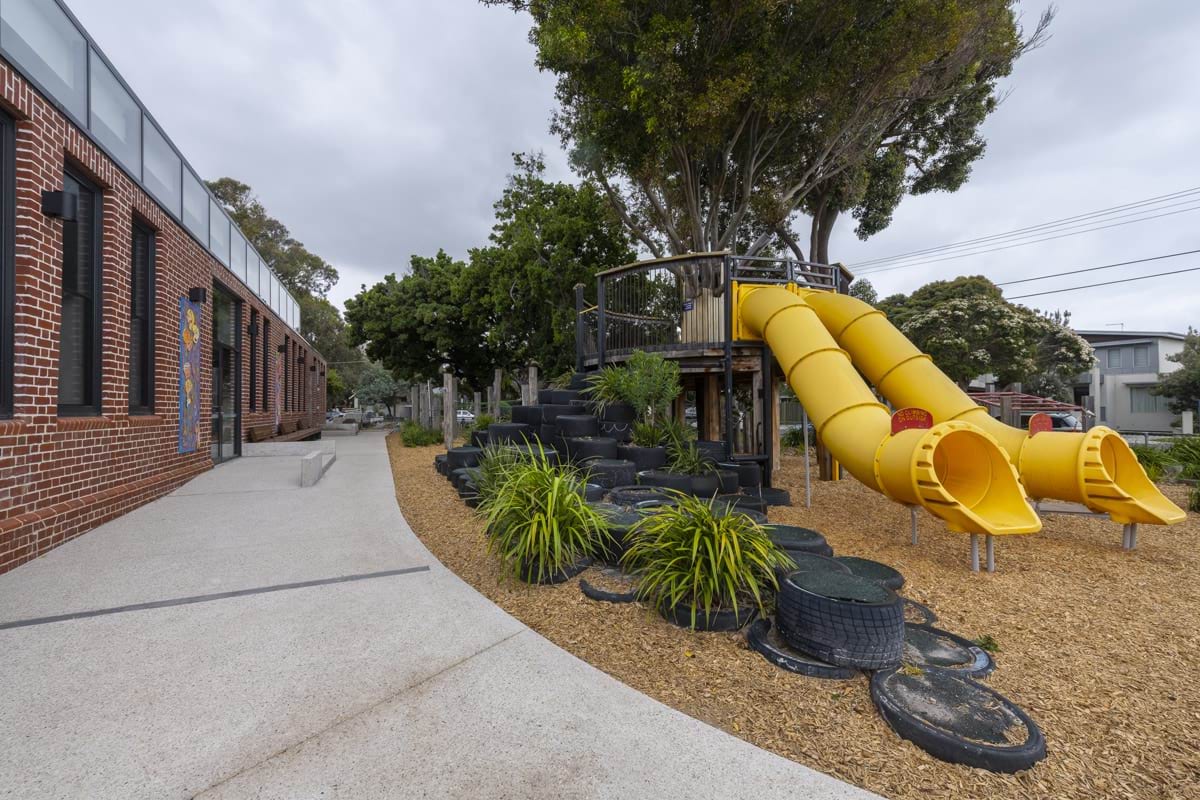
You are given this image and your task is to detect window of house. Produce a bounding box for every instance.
[0,111,13,419]
[1107,348,1122,369]
[0,0,88,120]
[182,169,208,241]
[262,319,271,412]
[283,335,290,412]
[142,118,181,216]
[59,166,102,414]
[1130,386,1160,414]
[88,50,140,175]
[249,309,258,411]
[1133,345,1149,368]
[128,220,155,413]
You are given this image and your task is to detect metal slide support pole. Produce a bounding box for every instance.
[910,507,918,545]
[986,534,995,573]
[802,406,811,508]
[970,534,980,573]
[1130,523,1138,550]
[722,257,735,461]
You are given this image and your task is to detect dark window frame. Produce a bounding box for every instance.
[262,319,271,412]
[0,110,14,419]
[128,217,156,414]
[58,162,104,417]
[283,335,290,412]
[249,308,258,412]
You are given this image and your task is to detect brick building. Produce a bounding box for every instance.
[0,0,326,574]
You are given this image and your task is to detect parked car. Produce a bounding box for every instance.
[1019,411,1083,431]
[456,409,476,424]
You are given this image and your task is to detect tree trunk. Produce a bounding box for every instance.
[816,206,838,265]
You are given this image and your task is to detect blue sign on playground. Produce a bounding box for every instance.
[682,300,694,311]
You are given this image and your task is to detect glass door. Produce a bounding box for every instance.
[211,285,242,463]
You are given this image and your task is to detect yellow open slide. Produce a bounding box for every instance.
[799,291,1185,527]
[736,285,1043,539]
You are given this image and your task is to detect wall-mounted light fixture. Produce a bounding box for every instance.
[296,355,306,364]
[41,190,76,220]
[309,365,317,372]
[187,287,207,304]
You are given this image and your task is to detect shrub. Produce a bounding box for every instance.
[631,417,693,448]
[1189,485,1200,513]
[663,421,710,475]
[621,492,794,629]
[480,446,611,582]
[781,426,805,448]
[548,369,574,389]
[1167,436,1200,480]
[400,421,441,447]
[1130,444,1173,481]
[474,444,522,502]
[585,351,680,425]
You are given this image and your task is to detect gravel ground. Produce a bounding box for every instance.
[387,435,1200,800]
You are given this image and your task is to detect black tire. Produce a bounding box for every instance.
[580,578,639,604]
[903,623,994,678]
[584,458,638,489]
[617,444,668,472]
[488,423,534,445]
[536,388,557,404]
[566,436,618,461]
[870,668,1046,773]
[764,525,832,556]
[581,483,606,502]
[599,420,634,443]
[568,372,591,390]
[719,461,762,488]
[664,602,757,632]
[549,389,583,405]
[541,404,578,424]
[746,619,859,680]
[714,493,768,515]
[556,414,599,437]
[469,430,488,449]
[903,598,938,625]
[715,469,739,494]
[834,556,906,591]
[539,423,559,443]
[756,486,792,507]
[464,494,481,509]
[449,468,470,491]
[689,473,721,497]
[695,440,727,464]
[715,505,767,525]
[446,446,483,470]
[776,570,904,670]
[773,551,850,584]
[434,454,447,473]
[610,485,672,506]
[637,469,693,492]
[601,402,636,424]
[511,405,543,426]
[519,556,593,585]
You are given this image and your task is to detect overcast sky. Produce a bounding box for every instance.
[69,0,1200,334]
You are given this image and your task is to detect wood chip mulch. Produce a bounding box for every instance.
[386,435,1200,800]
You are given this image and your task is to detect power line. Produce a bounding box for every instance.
[853,204,1200,276]
[849,185,1200,269]
[1005,264,1200,300]
[996,248,1200,286]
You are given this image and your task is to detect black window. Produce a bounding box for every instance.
[249,309,258,411]
[128,221,155,413]
[262,320,270,411]
[0,111,14,419]
[59,166,102,415]
[283,335,290,412]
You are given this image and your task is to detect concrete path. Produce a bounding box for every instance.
[0,432,879,800]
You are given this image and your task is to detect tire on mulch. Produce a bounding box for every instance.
[449,468,470,490]
[540,403,578,424]
[511,405,543,426]
[755,486,792,507]
[745,619,859,680]
[488,423,535,445]
[565,436,619,461]
[835,556,906,591]
[434,454,447,474]
[776,570,905,670]
[695,440,727,463]
[469,430,488,449]
[556,414,599,438]
[599,420,634,443]
[446,446,483,470]
[715,505,768,525]
[637,469,694,492]
[464,494,481,509]
[903,598,938,625]
[764,525,833,557]
[549,389,583,405]
[537,388,557,404]
[714,493,768,516]
[617,444,668,472]
[773,551,850,584]
[580,577,640,604]
[600,403,636,443]
[519,556,593,585]
[581,483,606,502]
[584,458,638,490]
[903,624,994,678]
[664,602,757,632]
[610,484,673,507]
[689,473,721,497]
[870,667,1046,773]
[719,461,762,488]
[715,469,739,494]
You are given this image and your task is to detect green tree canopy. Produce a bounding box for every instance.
[881,276,1093,396]
[355,363,403,416]
[345,250,499,391]
[1154,328,1200,415]
[471,153,635,376]
[485,0,1050,261]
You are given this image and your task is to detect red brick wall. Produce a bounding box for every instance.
[0,58,326,574]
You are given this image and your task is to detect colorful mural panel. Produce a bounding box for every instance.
[178,298,202,454]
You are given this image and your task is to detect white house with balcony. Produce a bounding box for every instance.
[1074,330,1186,432]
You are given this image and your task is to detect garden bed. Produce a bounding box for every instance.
[387,434,1200,799]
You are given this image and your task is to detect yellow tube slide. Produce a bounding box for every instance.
[801,291,1185,526]
[738,285,1041,537]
